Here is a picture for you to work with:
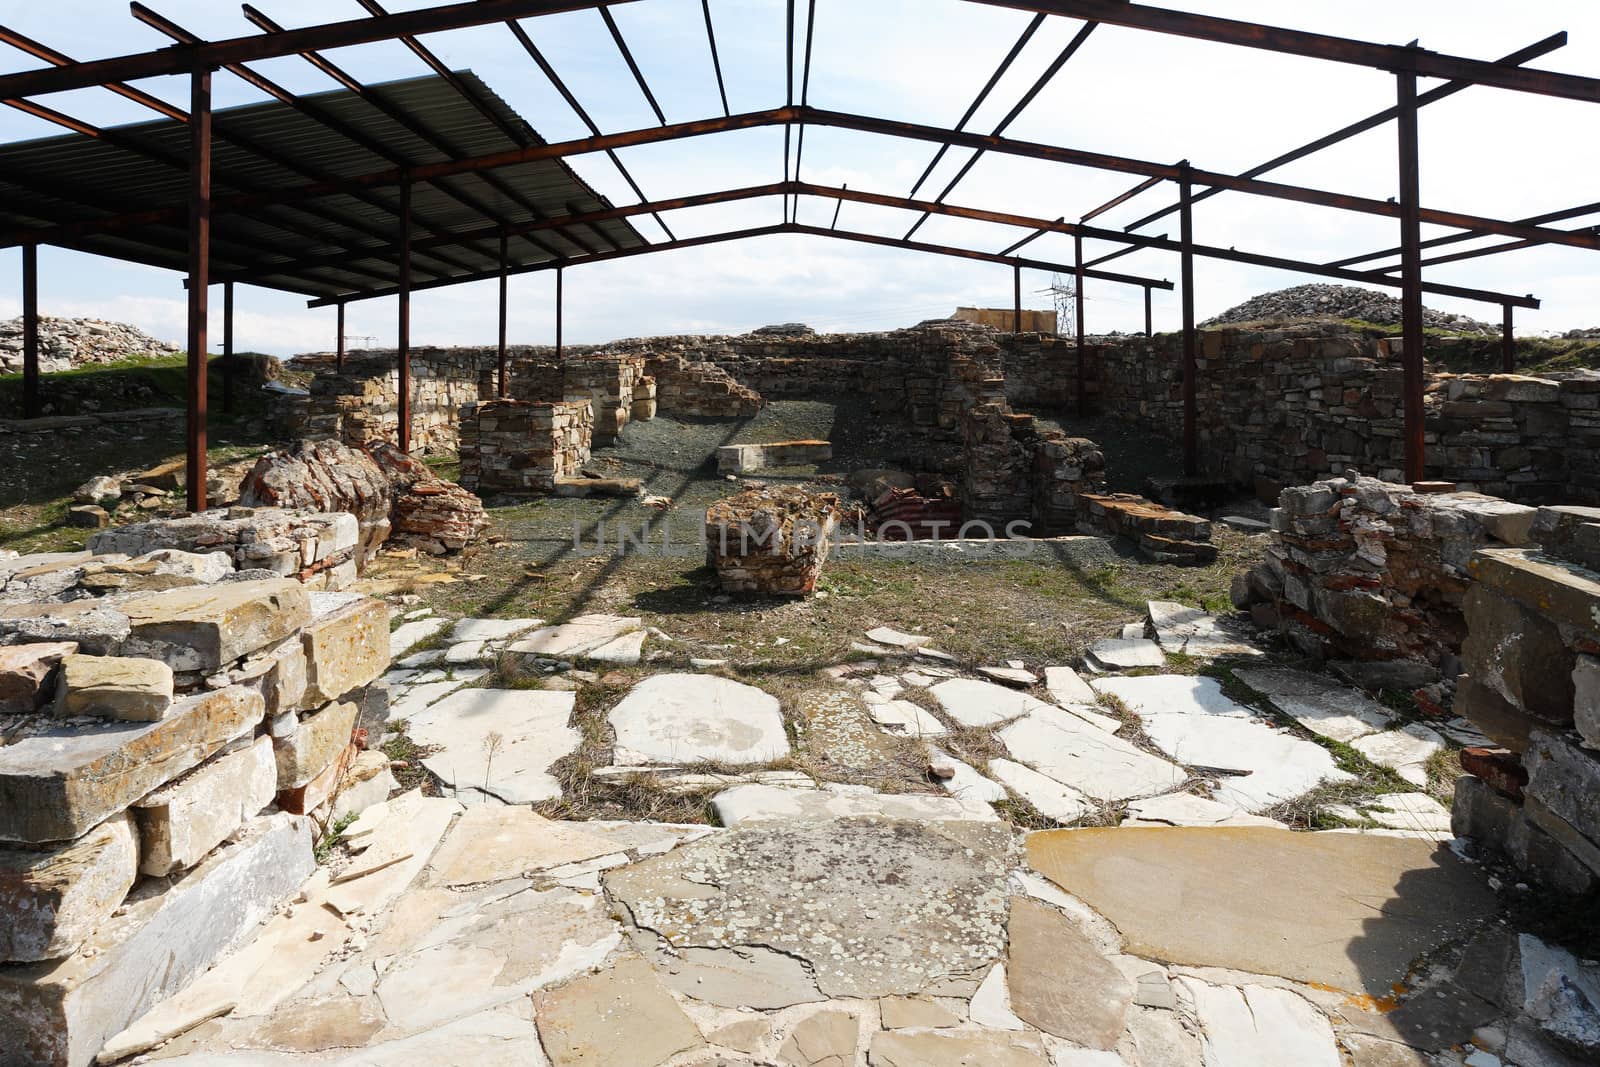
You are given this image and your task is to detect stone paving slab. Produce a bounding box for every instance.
[997,705,1185,803]
[929,677,1053,728]
[1026,826,1499,996]
[609,673,789,767]
[1232,667,1395,743]
[711,782,996,825]
[407,689,579,805]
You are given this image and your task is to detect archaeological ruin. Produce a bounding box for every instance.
[3,3,1600,1067]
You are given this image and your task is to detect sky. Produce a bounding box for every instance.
[1,0,1597,356]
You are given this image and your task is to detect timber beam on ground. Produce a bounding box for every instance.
[8,105,1600,264]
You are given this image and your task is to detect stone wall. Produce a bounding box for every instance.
[0,558,394,1064]
[1094,324,1600,506]
[299,349,483,454]
[1451,507,1600,896]
[459,399,594,494]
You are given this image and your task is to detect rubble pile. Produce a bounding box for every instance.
[0,316,179,375]
[1453,505,1600,896]
[236,438,392,564]
[705,486,841,595]
[1234,476,1538,666]
[1077,493,1215,564]
[458,398,593,494]
[0,558,393,1066]
[89,508,362,591]
[1201,283,1497,334]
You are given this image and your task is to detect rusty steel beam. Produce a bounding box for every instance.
[0,26,185,121]
[701,0,731,117]
[1398,69,1426,484]
[1503,304,1516,373]
[1000,216,1060,257]
[504,18,675,240]
[221,279,234,415]
[1143,285,1152,337]
[555,266,565,361]
[1074,233,1085,412]
[600,4,666,126]
[1179,164,1197,477]
[1338,200,1600,272]
[186,70,211,514]
[498,232,509,398]
[397,178,412,455]
[905,20,1097,240]
[255,3,580,264]
[1119,33,1569,233]
[1013,265,1022,332]
[133,4,494,280]
[1081,175,1163,223]
[0,1,641,99]
[336,301,346,371]
[907,13,1045,200]
[965,2,1600,103]
[791,0,819,222]
[21,243,38,419]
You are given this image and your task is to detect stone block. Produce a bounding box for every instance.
[1453,675,1535,754]
[230,637,306,718]
[1461,585,1574,724]
[1472,548,1600,643]
[118,578,311,673]
[53,655,173,723]
[0,601,130,656]
[0,814,313,1067]
[66,506,108,530]
[1576,655,1600,749]
[277,742,357,816]
[133,735,276,876]
[273,699,358,790]
[0,813,137,964]
[350,679,391,738]
[1524,731,1600,849]
[299,593,389,707]
[0,686,264,845]
[0,642,77,714]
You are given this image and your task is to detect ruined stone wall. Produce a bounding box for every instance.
[1094,325,1600,505]
[300,349,483,454]
[459,399,593,494]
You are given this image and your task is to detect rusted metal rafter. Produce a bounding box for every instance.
[701,0,731,117]
[600,4,666,125]
[1333,200,1600,271]
[1121,33,1569,233]
[904,20,1097,240]
[185,69,211,513]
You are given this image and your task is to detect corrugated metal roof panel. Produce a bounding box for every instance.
[0,71,646,300]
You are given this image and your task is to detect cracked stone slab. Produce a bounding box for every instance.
[869,698,949,738]
[868,1030,1050,1066]
[425,807,622,887]
[929,677,1057,728]
[533,954,703,1067]
[988,758,1090,824]
[1085,638,1164,671]
[928,748,1006,806]
[609,673,789,767]
[406,689,579,805]
[1352,724,1447,787]
[1027,826,1498,996]
[795,688,896,770]
[1005,896,1132,1050]
[605,819,1014,999]
[711,782,996,825]
[1121,792,1286,829]
[507,613,642,659]
[1044,665,1097,706]
[998,705,1185,803]
[1179,977,1341,1067]
[448,617,543,644]
[1146,600,1263,659]
[1232,667,1395,742]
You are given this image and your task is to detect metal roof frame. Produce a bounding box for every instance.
[1,0,1597,510]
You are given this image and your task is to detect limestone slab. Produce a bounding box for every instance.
[300,594,389,707]
[779,1009,857,1067]
[1091,674,1253,720]
[1233,667,1394,742]
[388,617,447,659]
[879,996,960,1029]
[508,613,642,659]
[1027,826,1499,995]
[711,782,996,825]
[988,758,1090,823]
[448,617,542,643]
[1038,666,1094,708]
[647,943,821,1010]
[605,819,1014,999]
[0,642,77,714]
[1086,638,1164,670]
[426,807,620,887]
[979,666,1038,687]
[609,673,789,767]
[1352,723,1446,787]
[53,654,173,722]
[998,705,1185,802]
[119,578,310,672]
[0,814,313,1067]
[865,627,928,649]
[868,1030,1049,1067]
[135,735,276,876]
[928,747,1005,806]
[930,677,1052,728]
[1146,601,1262,659]
[1121,792,1285,829]
[532,955,702,1067]
[407,688,579,804]
[0,685,263,844]
[273,700,358,790]
[1005,896,1132,1049]
[585,631,645,665]
[0,813,137,964]
[1179,978,1341,1067]
[869,698,949,738]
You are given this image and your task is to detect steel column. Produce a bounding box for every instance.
[1397,70,1426,484]
[498,231,509,398]
[186,69,212,513]
[21,244,38,419]
[335,301,345,370]
[1074,233,1086,414]
[1503,304,1516,373]
[397,176,412,454]
[555,266,565,360]
[221,279,234,415]
[1013,266,1022,333]
[1179,164,1197,477]
[1144,285,1152,338]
